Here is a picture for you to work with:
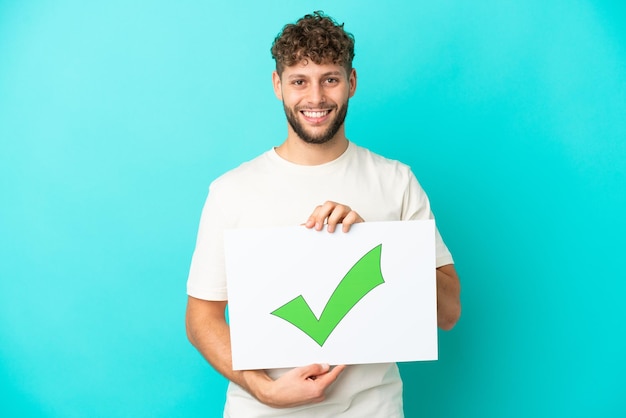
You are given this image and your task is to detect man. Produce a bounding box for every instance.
[186,11,461,417]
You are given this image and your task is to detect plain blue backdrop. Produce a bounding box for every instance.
[1,1,624,417]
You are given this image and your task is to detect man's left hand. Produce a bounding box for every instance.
[304,201,364,233]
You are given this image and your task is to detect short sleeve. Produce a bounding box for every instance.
[186,184,229,301]
[402,171,454,268]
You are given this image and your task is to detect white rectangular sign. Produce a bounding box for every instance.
[224,220,437,370]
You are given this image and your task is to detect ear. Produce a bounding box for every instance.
[348,68,357,98]
[272,71,283,101]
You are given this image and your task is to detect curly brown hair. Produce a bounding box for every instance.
[271,11,355,75]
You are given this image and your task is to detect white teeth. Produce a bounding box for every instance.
[302,110,329,118]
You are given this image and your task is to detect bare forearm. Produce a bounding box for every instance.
[436,264,461,330]
[185,297,270,400]
[185,296,346,408]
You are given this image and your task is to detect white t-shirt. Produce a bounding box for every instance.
[187,141,453,417]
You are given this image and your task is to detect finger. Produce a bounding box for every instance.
[315,364,346,386]
[305,205,324,230]
[318,201,339,231]
[307,201,339,231]
[304,206,321,229]
[298,363,330,379]
[341,211,363,233]
[326,205,351,233]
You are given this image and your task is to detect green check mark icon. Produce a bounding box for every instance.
[270,244,385,346]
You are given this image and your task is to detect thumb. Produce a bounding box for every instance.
[299,363,330,379]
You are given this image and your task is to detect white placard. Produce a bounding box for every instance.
[224,220,437,370]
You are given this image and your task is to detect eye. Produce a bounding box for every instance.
[292,79,305,86]
[325,78,339,84]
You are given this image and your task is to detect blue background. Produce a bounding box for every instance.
[1,1,624,417]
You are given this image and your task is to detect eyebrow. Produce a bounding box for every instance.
[287,71,344,80]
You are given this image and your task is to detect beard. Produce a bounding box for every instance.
[283,101,349,145]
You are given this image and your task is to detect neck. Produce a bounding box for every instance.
[275,128,349,166]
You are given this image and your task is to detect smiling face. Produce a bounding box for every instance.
[273,61,357,145]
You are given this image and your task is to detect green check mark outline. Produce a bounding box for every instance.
[270,244,385,347]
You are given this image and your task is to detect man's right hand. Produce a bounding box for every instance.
[243,363,346,408]
[186,297,345,409]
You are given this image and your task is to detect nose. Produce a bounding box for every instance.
[308,83,325,106]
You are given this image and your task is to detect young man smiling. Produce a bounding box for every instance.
[275,63,354,148]
[186,11,461,417]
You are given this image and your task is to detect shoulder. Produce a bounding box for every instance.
[350,143,414,179]
[209,150,273,193]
